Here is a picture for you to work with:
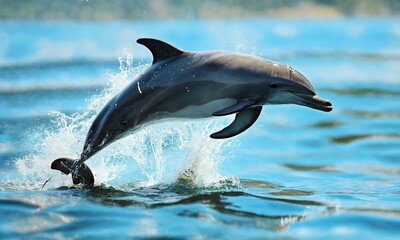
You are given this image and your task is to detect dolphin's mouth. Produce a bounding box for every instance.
[288,91,332,112]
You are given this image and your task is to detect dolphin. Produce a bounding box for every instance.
[51,38,332,186]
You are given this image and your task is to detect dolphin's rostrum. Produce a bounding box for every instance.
[51,38,332,186]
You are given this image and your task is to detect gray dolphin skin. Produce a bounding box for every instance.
[51,38,332,186]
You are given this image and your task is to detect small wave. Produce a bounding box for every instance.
[0,198,40,209]
[326,87,400,97]
[308,121,344,128]
[0,82,106,94]
[342,110,400,119]
[282,163,338,172]
[0,59,119,71]
[330,133,400,144]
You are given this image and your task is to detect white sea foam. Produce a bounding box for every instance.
[14,53,235,190]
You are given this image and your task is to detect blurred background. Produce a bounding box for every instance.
[1,0,399,65]
[0,1,399,239]
[1,0,399,19]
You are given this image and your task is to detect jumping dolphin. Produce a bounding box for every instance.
[51,38,332,186]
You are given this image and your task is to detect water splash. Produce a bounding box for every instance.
[13,53,235,190]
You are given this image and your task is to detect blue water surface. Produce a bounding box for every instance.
[0,19,399,239]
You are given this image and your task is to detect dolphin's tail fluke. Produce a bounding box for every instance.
[51,157,94,187]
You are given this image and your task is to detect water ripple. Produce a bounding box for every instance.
[330,133,400,144]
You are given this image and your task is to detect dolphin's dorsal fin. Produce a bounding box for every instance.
[137,38,184,64]
[210,106,262,139]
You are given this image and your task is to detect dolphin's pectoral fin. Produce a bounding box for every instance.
[51,157,95,187]
[212,99,255,116]
[137,38,184,64]
[210,106,262,139]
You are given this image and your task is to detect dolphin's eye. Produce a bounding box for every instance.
[270,83,278,89]
[122,121,127,126]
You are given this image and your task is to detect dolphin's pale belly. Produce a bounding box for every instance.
[170,98,236,119]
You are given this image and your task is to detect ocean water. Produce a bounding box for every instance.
[0,19,399,239]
